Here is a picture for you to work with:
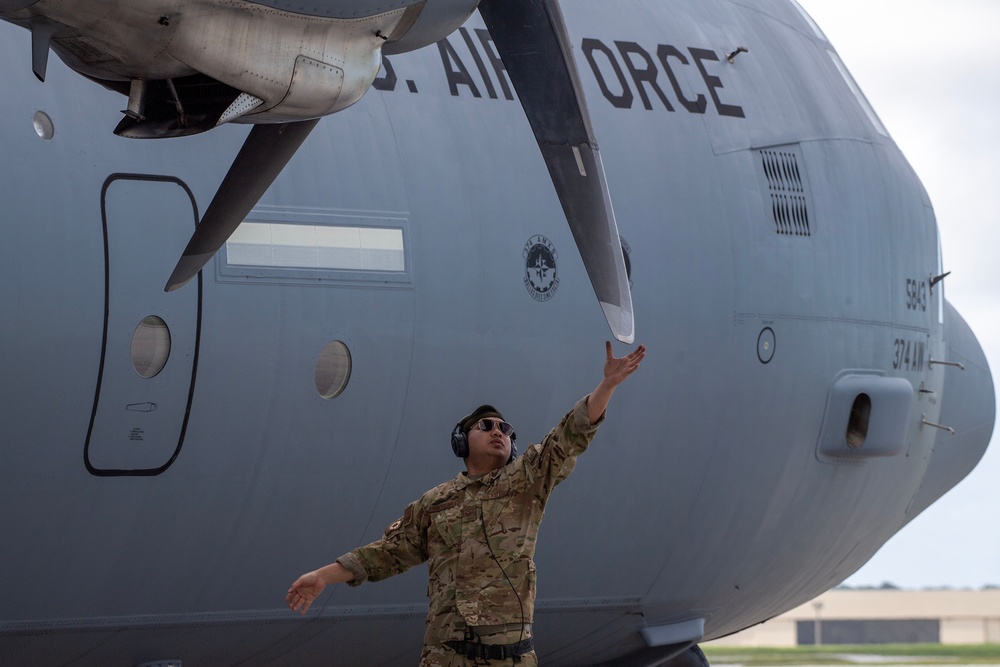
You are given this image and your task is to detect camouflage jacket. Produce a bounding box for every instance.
[336,395,603,644]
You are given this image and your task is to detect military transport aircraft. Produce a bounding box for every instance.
[0,0,994,665]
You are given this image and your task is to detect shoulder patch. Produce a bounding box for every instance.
[384,504,414,539]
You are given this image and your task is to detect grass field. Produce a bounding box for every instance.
[701,644,1000,665]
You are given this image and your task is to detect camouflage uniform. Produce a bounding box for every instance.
[336,396,603,665]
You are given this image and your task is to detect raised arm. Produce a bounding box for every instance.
[587,341,646,424]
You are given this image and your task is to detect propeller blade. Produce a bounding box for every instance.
[164,118,320,292]
[478,0,634,343]
[30,18,56,82]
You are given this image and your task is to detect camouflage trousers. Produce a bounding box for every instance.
[419,644,538,667]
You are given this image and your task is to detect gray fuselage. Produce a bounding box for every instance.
[0,1,994,665]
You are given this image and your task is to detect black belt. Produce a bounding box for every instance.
[445,637,534,661]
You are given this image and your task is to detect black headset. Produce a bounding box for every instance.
[451,417,517,463]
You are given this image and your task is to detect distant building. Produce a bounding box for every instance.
[708,590,1000,647]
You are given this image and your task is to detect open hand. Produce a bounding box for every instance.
[286,571,325,615]
[603,340,646,388]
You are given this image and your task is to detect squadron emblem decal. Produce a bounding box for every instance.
[523,235,559,301]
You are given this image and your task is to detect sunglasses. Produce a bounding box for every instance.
[474,418,515,436]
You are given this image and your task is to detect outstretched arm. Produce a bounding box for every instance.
[286,562,354,615]
[587,341,646,424]
[286,502,427,614]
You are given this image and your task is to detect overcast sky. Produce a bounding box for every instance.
[794,0,1000,589]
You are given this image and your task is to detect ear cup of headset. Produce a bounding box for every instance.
[451,423,468,459]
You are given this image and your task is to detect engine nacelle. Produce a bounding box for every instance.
[165,2,402,122]
[383,0,480,55]
[0,0,480,132]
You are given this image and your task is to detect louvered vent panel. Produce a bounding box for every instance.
[760,149,811,236]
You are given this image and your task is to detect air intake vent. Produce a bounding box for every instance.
[760,149,811,236]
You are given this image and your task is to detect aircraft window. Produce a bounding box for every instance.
[226,222,404,272]
[131,316,171,379]
[315,340,352,399]
[828,51,890,138]
[33,111,54,140]
[846,393,872,449]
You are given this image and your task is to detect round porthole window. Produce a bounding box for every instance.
[316,340,352,399]
[131,316,171,378]
[33,111,55,140]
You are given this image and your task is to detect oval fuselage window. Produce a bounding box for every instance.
[131,316,171,378]
[316,340,352,399]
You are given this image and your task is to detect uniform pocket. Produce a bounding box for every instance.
[430,506,462,548]
[482,493,535,556]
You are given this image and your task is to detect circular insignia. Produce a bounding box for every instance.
[523,235,559,301]
[757,327,776,364]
